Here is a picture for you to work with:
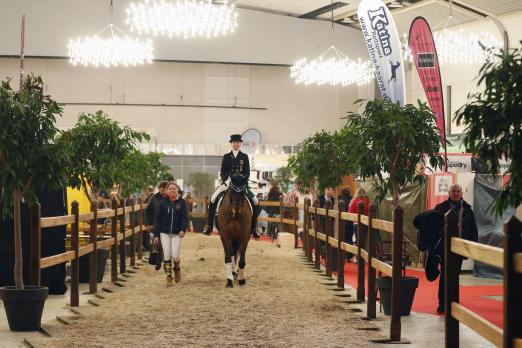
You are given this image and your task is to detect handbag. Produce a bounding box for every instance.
[148,248,158,266]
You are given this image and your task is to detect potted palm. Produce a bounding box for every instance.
[342,98,445,315]
[0,75,69,331]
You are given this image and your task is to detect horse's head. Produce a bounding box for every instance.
[228,173,247,219]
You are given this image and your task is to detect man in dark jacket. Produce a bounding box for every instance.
[434,183,478,314]
[144,181,168,270]
[203,134,260,238]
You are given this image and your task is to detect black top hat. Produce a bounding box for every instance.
[229,134,243,142]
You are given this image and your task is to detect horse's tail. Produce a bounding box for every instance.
[231,238,241,258]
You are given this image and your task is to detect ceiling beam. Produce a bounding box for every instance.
[333,0,394,21]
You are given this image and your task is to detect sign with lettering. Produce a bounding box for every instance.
[357,0,406,105]
[408,17,446,143]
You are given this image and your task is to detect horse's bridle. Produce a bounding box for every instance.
[228,182,246,218]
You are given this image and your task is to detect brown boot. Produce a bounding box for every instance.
[174,261,181,283]
[164,260,173,287]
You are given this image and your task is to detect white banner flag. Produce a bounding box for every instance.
[357,0,406,105]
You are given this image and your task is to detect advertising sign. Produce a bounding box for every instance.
[408,17,446,142]
[358,0,406,105]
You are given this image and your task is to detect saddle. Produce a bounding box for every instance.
[215,183,253,230]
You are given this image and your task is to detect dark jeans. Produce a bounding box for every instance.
[345,222,355,258]
[438,258,463,308]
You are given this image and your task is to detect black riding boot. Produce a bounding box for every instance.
[203,201,217,235]
[251,205,261,239]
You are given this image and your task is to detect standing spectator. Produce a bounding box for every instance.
[319,187,335,208]
[338,187,355,260]
[184,192,194,232]
[348,187,370,215]
[434,183,478,314]
[266,182,282,238]
[153,182,187,286]
[144,181,168,270]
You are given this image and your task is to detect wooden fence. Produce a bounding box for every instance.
[258,197,407,343]
[444,210,522,348]
[29,198,148,307]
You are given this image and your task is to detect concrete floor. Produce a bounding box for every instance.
[0,261,501,348]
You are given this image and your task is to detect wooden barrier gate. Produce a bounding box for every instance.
[445,210,522,348]
[29,198,148,307]
[258,196,407,343]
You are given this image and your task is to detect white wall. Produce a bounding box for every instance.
[0,0,367,65]
[0,57,357,145]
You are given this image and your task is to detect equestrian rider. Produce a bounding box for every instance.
[203,134,261,239]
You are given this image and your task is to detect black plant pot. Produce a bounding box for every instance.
[79,249,109,283]
[377,276,419,316]
[0,286,49,331]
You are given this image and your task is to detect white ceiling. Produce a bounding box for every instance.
[231,0,522,34]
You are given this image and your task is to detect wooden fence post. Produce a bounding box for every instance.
[307,198,314,263]
[445,209,460,348]
[367,203,377,319]
[279,195,284,234]
[70,201,80,307]
[111,198,118,283]
[303,198,309,255]
[325,200,332,277]
[337,200,346,289]
[390,205,404,341]
[119,199,126,274]
[314,199,321,270]
[89,200,98,294]
[357,201,366,302]
[137,198,143,260]
[129,198,136,267]
[293,199,299,249]
[504,216,522,348]
[30,203,41,286]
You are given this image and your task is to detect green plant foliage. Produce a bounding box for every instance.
[288,130,350,193]
[58,111,149,199]
[272,166,293,194]
[0,75,69,218]
[187,172,214,198]
[118,151,172,197]
[344,99,445,207]
[455,45,522,216]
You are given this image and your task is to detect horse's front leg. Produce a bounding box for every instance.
[223,240,234,288]
[237,243,247,286]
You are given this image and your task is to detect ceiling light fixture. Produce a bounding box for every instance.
[125,0,238,39]
[290,1,374,87]
[68,24,153,67]
[68,1,153,68]
[290,46,374,86]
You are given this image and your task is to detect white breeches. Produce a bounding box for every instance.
[211,184,228,203]
[160,233,181,262]
[210,184,258,205]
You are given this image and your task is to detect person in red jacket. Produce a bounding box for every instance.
[348,187,370,215]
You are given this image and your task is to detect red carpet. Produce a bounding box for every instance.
[338,262,503,328]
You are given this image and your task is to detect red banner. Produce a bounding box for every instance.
[426,173,457,210]
[408,17,445,143]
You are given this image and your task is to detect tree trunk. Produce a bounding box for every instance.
[13,187,24,289]
[391,180,399,209]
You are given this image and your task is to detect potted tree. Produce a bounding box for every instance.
[58,111,148,283]
[0,75,69,331]
[342,98,445,315]
[454,45,521,217]
[272,166,293,194]
[288,130,354,270]
[186,172,214,232]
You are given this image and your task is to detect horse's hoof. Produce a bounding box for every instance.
[226,279,234,288]
[238,279,246,286]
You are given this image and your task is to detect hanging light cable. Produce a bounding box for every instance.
[290,1,374,87]
[125,0,238,39]
[68,0,153,67]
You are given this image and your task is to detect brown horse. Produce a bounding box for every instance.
[216,174,252,288]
